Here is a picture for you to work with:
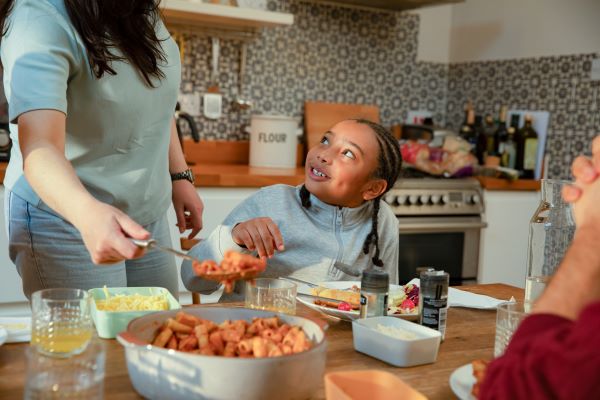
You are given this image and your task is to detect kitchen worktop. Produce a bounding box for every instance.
[0,162,540,190]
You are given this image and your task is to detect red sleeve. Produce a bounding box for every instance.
[479,301,600,400]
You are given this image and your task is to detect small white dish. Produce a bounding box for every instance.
[0,327,7,346]
[449,363,476,400]
[352,316,441,367]
[0,317,31,343]
[296,281,418,322]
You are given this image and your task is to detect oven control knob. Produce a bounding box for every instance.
[430,194,441,204]
[441,194,450,205]
[384,193,397,205]
[470,194,481,205]
[409,195,419,205]
[397,195,407,205]
[419,195,430,205]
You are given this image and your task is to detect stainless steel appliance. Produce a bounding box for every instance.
[383,178,486,285]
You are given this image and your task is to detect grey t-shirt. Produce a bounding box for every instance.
[1,0,180,225]
[181,185,400,302]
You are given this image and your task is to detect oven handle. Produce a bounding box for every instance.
[399,221,488,231]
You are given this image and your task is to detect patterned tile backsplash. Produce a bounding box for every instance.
[178,0,448,141]
[447,54,600,179]
[178,0,598,178]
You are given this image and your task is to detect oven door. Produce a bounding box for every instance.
[397,216,486,285]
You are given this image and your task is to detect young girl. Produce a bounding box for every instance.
[182,119,402,301]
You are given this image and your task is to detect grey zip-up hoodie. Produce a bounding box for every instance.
[181,184,399,302]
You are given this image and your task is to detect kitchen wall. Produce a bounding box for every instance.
[179,0,448,141]
[443,0,600,179]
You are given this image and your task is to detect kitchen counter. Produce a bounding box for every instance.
[0,162,305,188]
[0,284,522,399]
[0,162,539,190]
[191,163,305,187]
[476,176,540,191]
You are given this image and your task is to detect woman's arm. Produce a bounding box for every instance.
[168,119,204,239]
[19,109,149,263]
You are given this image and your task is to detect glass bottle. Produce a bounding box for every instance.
[520,115,539,179]
[494,106,508,155]
[525,180,576,311]
[359,269,389,318]
[501,127,517,169]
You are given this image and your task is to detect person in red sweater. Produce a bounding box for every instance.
[480,135,600,400]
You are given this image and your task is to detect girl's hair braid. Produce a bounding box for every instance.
[354,119,402,267]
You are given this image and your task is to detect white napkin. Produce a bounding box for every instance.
[407,278,507,310]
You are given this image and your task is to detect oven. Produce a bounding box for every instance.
[384,178,486,286]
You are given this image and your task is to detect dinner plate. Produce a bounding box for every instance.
[0,327,7,347]
[296,281,419,322]
[449,363,476,400]
[0,317,32,343]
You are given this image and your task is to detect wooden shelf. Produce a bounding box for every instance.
[161,0,294,29]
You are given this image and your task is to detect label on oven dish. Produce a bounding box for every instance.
[421,297,448,338]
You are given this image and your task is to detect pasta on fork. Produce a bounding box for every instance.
[192,250,267,293]
[151,311,312,358]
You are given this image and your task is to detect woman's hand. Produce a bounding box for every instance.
[74,200,150,264]
[231,217,284,259]
[563,136,600,227]
[172,180,204,239]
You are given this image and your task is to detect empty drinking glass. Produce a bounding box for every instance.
[494,302,528,357]
[31,289,93,358]
[245,278,297,314]
[24,338,105,400]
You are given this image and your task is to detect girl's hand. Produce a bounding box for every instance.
[172,180,204,239]
[74,200,150,264]
[563,136,600,227]
[231,217,284,259]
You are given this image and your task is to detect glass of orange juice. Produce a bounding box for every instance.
[31,288,93,358]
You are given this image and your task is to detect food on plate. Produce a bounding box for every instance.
[375,324,418,340]
[150,311,312,358]
[192,250,267,293]
[310,283,420,314]
[311,285,360,309]
[388,283,419,315]
[95,286,169,311]
[471,359,489,398]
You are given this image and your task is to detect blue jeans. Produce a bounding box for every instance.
[5,191,179,300]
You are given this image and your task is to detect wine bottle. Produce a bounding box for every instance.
[474,115,486,165]
[484,114,496,156]
[520,115,538,179]
[502,127,517,169]
[459,101,474,141]
[494,106,508,155]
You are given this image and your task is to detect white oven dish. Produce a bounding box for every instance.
[117,306,327,400]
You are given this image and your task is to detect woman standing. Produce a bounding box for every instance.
[0,0,203,298]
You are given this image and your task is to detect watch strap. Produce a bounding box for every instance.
[170,168,195,184]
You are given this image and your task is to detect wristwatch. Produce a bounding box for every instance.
[170,168,195,185]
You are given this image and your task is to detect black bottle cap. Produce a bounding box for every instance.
[361,268,389,291]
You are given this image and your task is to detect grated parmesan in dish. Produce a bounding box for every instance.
[375,324,418,340]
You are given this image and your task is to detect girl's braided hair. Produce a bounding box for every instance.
[300,119,402,267]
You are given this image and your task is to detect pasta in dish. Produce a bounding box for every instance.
[151,311,312,358]
[192,250,267,293]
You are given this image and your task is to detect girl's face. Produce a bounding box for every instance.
[304,120,387,208]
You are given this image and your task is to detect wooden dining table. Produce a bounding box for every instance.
[0,283,523,399]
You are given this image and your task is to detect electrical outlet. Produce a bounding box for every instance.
[178,93,201,116]
[591,58,600,81]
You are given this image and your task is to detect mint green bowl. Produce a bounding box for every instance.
[89,287,181,339]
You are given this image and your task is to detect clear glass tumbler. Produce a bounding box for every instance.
[24,338,105,400]
[525,179,575,311]
[31,288,93,358]
[494,302,528,357]
[245,278,297,314]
